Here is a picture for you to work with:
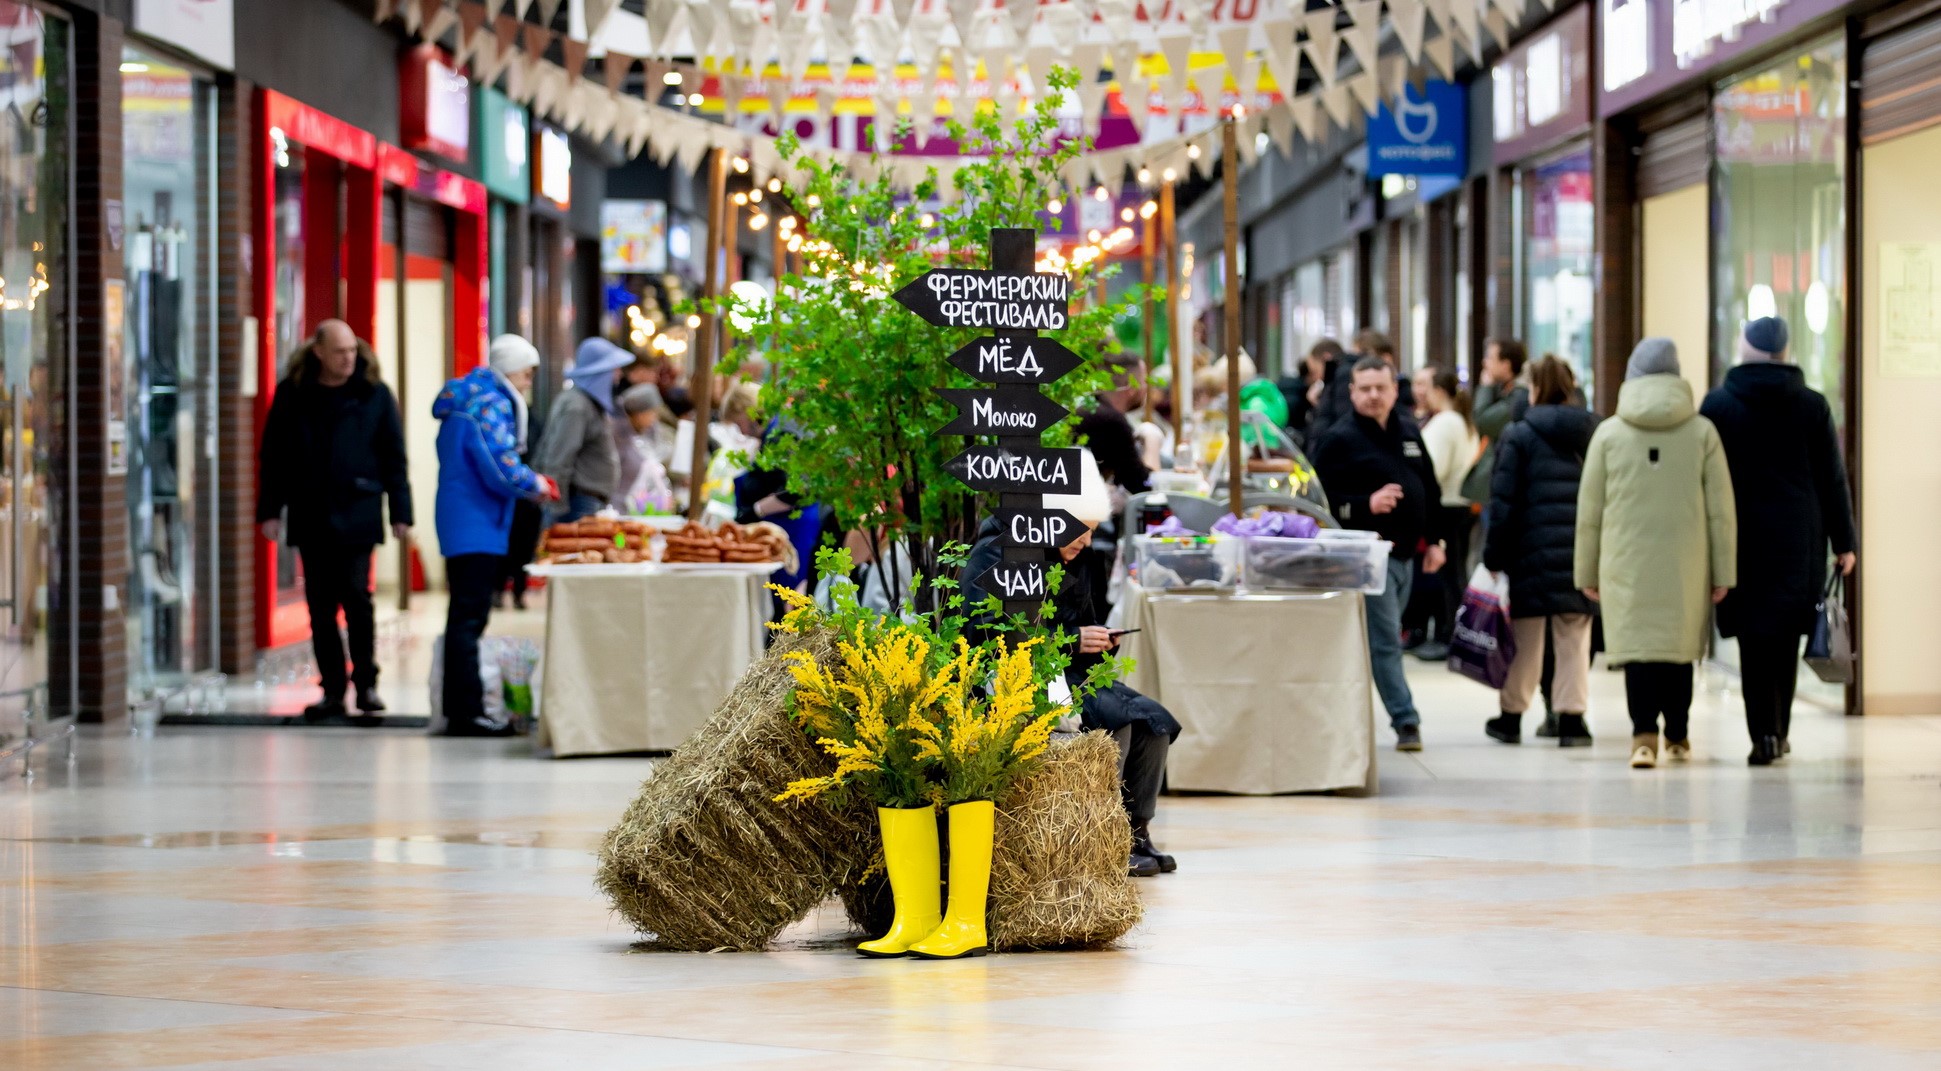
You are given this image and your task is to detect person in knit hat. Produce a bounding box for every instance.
[1576,338,1737,769]
[431,336,560,735]
[1702,317,1855,765]
[535,338,635,522]
[488,336,547,610]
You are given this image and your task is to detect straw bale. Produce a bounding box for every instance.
[842,732,1144,951]
[596,631,878,951]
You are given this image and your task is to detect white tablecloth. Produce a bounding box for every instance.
[1117,587,1379,795]
[535,570,767,757]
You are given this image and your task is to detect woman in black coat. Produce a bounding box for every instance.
[256,320,412,717]
[1700,317,1856,764]
[1480,356,1599,747]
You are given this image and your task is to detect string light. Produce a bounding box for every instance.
[805,193,821,207]
[1137,167,1152,183]
[749,188,762,202]
[1188,143,1201,160]
[1232,104,1247,119]
[1120,207,1135,222]
[919,212,936,228]
[1093,186,1109,201]
[1087,228,1102,243]
[1046,197,1063,213]
[687,92,704,106]
[1162,167,1177,182]
[767,178,782,192]
[686,314,702,328]
[663,71,683,85]
[732,156,749,174]
[749,212,769,230]
[1140,200,1158,219]
[733,192,748,205]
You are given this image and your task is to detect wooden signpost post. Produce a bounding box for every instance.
[895,228,1075,612]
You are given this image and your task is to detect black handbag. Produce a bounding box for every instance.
[1804,574,1853,685]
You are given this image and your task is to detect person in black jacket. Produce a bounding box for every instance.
[1481,356,1599,747]
[1700,317,1856,765]
[257,319,412,720]
[960,452,1180,878]
[1286,338,1345,444]
[1312,356,1448,751]
[1074,352,1152,495]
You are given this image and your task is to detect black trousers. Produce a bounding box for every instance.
[1737,632,1803,742]
[299,544,376,697]
[1435,505,1472,644]
[1624,662,1694,741]
[443,553,505,729]
[502,499,543,596]
[1110,726,1170,822]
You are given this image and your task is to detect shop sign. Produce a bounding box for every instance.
[135,0,233,71]
[1599,0,1847,115]
[970,560,1049,600]
[1367,79,1467,178]
[534,125,572,211]
[893,268,1072,330]
[264,90,375,168]
[934,387,1072,436]
[401,46,471,163]
[377,144,488,214]
[478,88,529,204]
[994,508,1085,550]
[946,336,1084,384]
[1492,5,1592,165]
[601,200,667,273]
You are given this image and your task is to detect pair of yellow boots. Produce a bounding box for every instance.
[857,801,994,960]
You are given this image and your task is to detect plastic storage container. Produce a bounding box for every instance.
[1133,536,1239,590]
[1238,536,1392,594]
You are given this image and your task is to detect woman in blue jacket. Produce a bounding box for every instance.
[432,336,559,735]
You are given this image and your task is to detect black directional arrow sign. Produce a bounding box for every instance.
[946,336,1085,385]
[995,508,1086,550]
[893,269,1071,330]
[971,559,1050,602]
[935,387,1071,437]
[943,445,1083,495]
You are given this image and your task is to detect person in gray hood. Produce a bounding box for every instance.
[535,337,634,522]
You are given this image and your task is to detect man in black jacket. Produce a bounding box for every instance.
[1312,356,1447,751]
[1700,316,1856,765]
[257,320,413,720]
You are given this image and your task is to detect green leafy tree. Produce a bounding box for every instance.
[715,67,1152,606]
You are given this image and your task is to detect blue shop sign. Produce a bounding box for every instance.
[1367,80,1467,178]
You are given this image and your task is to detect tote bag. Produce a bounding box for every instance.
[1805,575,1854,685]
[1448,566,1517,690]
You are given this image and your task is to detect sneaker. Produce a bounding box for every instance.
[1413,642,1452,662]
[1629,734,1658,769]
[1395,725,1423,752]
[1556,714,1594,748]
[1664,740,1691,763]
[1485,713,1521,744]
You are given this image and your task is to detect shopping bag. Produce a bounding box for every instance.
[1805,575,1853,685]
[1447,566,1517,690]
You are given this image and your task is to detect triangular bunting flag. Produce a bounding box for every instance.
[686,0,718,58]
[1024,43,1056,94]
[1007,0,1038,42]
[604,49,636,94]
[1289,92,1318,142]
[1217,24,1251,86]
[645,0,681,55]
[1343,2,1380,75]
[1266,103,1294,153]
[537,0,564,24]
[1425,33,1455,80]
[1097,0,1135,42]
[949,0,981,48]
[1158,31,1192,86]
[766,80,792,126]
[1040,2,1081,56]
[1321,81,1353,128]
[561,36,589,83]
[1302,11,1340,87]
[1391,0,1427,62]
[1347,70,1381,115]
[584,0,621,38]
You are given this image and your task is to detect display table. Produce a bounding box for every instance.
[532,565,769,757]
[1117,587,1379,795]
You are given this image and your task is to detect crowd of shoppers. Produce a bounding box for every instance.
[1299,314,1853,767]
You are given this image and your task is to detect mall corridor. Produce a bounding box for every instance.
[5,662,1939,1070]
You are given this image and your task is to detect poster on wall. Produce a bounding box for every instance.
[601,200,668,274]
[106,278,128,476]
[1881,242,1941,378]
[135,0,235,71]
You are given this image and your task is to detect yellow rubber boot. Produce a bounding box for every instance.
[909,800,994,960]
[856,806,942,958]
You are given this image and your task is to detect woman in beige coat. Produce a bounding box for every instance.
[1575,339,1737,769]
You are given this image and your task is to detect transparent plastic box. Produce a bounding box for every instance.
[1238,536,1392,594]
[1133,536,1239,590]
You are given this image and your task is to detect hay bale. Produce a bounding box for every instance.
[843,732,1144,952]
[596,631,878,951]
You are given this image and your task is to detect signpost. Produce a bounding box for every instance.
[898,228,1076,611]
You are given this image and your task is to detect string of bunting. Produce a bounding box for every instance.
[381,0,1552,192]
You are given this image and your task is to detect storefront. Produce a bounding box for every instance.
[0,2,74,726]
[119,40,222,705]
[478,85,529,340]
[1492,3,1597,401]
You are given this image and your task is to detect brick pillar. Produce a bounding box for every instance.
[70,11,128,722]
[215,78,257,677]
[1593,117,1641,417]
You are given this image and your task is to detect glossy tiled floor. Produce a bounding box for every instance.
[4,657,1940,1070]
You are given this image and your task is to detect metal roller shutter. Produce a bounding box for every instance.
[1637,111,1710,199]
[1862,3,1941,144]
